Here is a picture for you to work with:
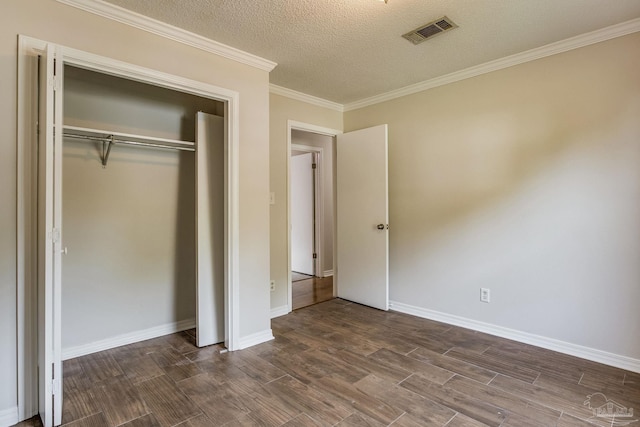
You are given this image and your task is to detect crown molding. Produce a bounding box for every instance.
[53,1,639,111]
[270,84,344,112]
[344,17,640,111]
[55,0,277,72]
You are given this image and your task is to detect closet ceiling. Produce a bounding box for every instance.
[101,0,640,105]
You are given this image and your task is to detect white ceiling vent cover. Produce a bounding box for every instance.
[402,16,458,45]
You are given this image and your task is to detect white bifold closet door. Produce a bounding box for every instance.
[195,112,225,347]
[38,44,64,427]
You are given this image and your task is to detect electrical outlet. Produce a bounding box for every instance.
[480,288,490,303]
[270,280,275,292]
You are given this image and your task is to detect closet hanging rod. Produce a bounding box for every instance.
[62,133,195,152]
[115,139,195,152]
[63,131,195,168]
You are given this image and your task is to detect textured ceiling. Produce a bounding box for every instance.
[101,0,640,104]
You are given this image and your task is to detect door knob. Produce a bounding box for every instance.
[61,247,68,255]
[377,224,385,230]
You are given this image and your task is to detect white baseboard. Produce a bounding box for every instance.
[389,301,640,374]
[271,305,290,319]
[62,318,195,360]
[323,270,333,277]
[238,329,274,350]
[0,406,19,427]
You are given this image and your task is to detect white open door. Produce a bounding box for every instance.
[336,125,389,310]
[291,152,315,275]
[38,44,64,427]
[195,112,225,347]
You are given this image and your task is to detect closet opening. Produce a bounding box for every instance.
[17,37,242,426]
[60,64,226,359]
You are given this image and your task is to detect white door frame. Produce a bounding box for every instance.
[16,35,241,421]
[286,120,341,312]
[291,145,322,277]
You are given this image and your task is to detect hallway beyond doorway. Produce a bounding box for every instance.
[292,271,314,282]
[292,276,333,310]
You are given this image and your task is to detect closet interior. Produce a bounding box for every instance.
[60,64,225,358]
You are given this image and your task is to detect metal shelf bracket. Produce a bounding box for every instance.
[101,135,114,168]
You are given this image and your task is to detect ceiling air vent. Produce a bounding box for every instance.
[402,16,458,45]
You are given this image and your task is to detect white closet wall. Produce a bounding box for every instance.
[62,66,223,354]
[64,66,224,141]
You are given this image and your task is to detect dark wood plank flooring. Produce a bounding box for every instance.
[15,299,640,426]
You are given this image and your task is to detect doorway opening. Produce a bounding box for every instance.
[287,123,340,311]
[286,121,390,313]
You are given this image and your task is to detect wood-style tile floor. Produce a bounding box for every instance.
[16,299,640,427]
[291,272,314,282]
[292,276,334,310]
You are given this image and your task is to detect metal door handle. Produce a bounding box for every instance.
[377,224,384,230]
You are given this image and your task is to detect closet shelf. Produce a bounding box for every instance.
[63,125,195,167]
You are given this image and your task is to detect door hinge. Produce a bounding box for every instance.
[47,378,61,395]
[312,163,317,169]
[51,228,61,243]
[313,253,317,259]
[48,75,62,92]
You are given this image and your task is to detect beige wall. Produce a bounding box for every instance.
[269,94,342,312]
[2,0,271,417]
[345,33,640,359]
